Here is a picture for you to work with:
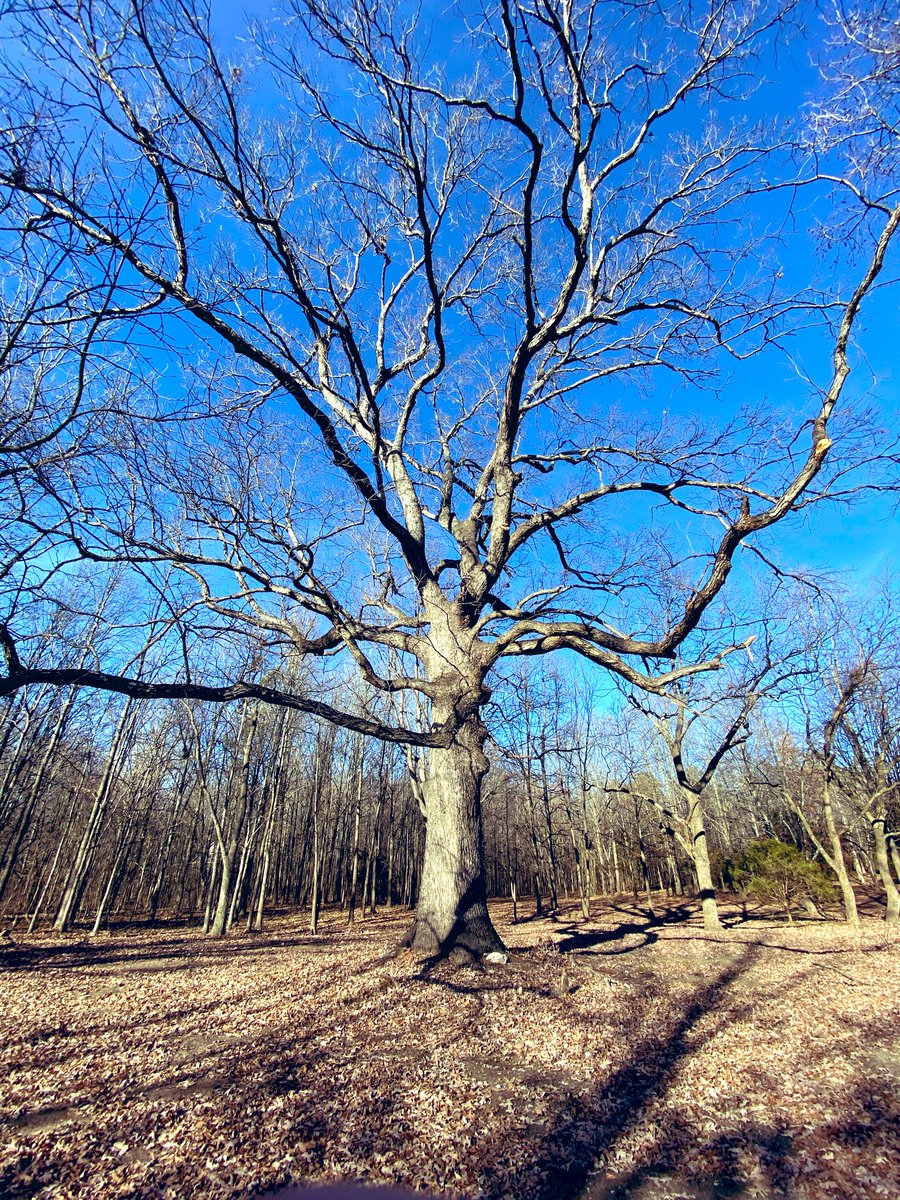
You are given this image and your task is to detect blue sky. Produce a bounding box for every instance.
[204,0,899,595]
[6,0,896,670]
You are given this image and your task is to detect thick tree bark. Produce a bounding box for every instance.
[410,714,504,958]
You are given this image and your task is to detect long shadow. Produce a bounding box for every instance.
[3,949,363,1059]
[0,947,424,1197]
[4,906,895,1200]
[474,935,899,1200]
[0,930,364,973]
[583,1118,795,1199]
[476,944,760,1200]
[554,902,698,957]
[0,955,360,1142]
[583,1066,900,1199]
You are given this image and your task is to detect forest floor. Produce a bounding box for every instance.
[0,896,897,1200]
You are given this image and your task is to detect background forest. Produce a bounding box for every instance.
[2,580,898,938]
[0,0,898,949]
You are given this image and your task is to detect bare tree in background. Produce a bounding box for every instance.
[773,589,900,925]
[0,0,898,955]
[612,615,808,931]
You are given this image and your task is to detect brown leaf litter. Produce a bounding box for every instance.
[1,898,897,1199]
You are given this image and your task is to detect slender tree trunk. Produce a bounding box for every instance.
[822,779,860,926]
[403,825,415,908]
[27,761,92,932]
[565,792,592,920]
[174,797,202,919]
[686,793,722,932]
[310,799,321,936]
[202,852,218,934]
[205,701,257,938]
[249,738,284,932]
[28,836,65,933]
[851,849,868,885]
[347,767,363,924]
[210,849,235,938]
[783,782,858,926]
[386,785,395,908]
[0,701,41,833]
[148,763,190,922]
[250,798,276,933]
[91,835,130,935]
[55,698,133,932]
[310,748,323,935]
[670,851,684,896]
[537,737,559,913]
[365,763,386,915]
[639,833,654,916]
[227,821,256,932]
[872,810,899,924]
[368,819,380,914]
[890,836,900,900]
[0,690,76,906]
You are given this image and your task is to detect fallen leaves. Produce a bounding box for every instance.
[0,900,897,1199]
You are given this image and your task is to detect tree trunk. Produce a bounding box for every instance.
[687,795,722,932]
[28,835,65,933]
[872,811,899,924]
[368,819,380,914]
[250,805,275,932]
[55,698,133,932]
[249,764,281,932]
[148,763,190,922]
[0,690,75,906]
[91,836,129,935]
[410,716,504,958]
[207,700,257,938]
[386,786,395,908]
[890,835,900,887]
[210,846,235,938]
[822,778,859,927]
[202,852,218,934]
[365,773,385,915]
[670,851,684,896]
[538,736,559,913]
[851,849,868,885]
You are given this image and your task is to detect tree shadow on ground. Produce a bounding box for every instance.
[472,944,760,1200]
[469,936,898,1200]
[2,907,896,1200]
[0,928,370,973]
[571,1070,900,1200]
[553,903,698,956]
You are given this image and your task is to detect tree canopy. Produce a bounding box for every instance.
[1,0,898,953]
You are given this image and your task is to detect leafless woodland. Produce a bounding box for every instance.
[1,0,899,1196]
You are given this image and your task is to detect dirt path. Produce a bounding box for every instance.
[1,900,897,1199]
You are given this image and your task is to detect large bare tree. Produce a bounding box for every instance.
[0,0,897,954]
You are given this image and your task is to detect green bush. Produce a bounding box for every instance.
[731,839,836,922]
